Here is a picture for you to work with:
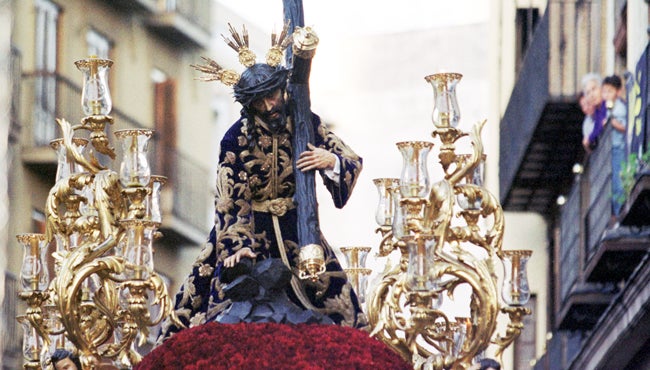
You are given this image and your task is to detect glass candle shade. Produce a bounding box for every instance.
[78,180,97,217]
[50,138,89,182]
[424,72,462,128]
[469,154,486,186]
[456,185,483,211]
[18,316,43,363]
[357,273,370,304]
[146,175,167,223]
[390,183,409,240]
[340,246,371,269]
[115,129,153,188]
[43,302,63,333]
[120,220,158,280]
[41,303,74,368]
[453,317,472,357]
[457,153,486,186]
[17,233,49,292]
[346,269,371,305]
[498,250,533,306]
[397,141,433,198]
[433,321,457,355]
[75,56,113,116]
[373,178,400,227]
[406,236,437,291]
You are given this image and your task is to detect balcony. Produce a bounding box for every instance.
[151,147,213,245]
[145,0,211,49]
[18,70,211,245]
[567,255,650,369]
[500,3,599,217]
[20,71,146,178]
[101,0,158,12]
[557,204,615,329]
[10,47,22,146]
[581,127,649,284]
[555,127,615,331]
[532,331,583,370]
[620,168,650,227]
[555,127,650,331]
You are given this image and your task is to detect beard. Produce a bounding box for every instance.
[260,107,287,133]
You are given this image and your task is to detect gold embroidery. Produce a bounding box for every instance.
[189,312,206,328]
[252,198,295,216]
[225,151,237,164]
[215,166,235,214]
[259,134,272,148]
[237,115,297,203]
[178,275,196,307]
[322,284,357,327]
[194,242,214,264]
[198,264,214,277]
[272,135,278,197]
[318,125,360,161]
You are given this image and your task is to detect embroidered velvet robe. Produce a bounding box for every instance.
[158,112,364,341]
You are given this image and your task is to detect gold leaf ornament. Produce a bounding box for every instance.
[292,26,319,59]
[190,57,240,86]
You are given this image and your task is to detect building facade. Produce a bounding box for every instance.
[4,0,216,367]
[497,0,650,369]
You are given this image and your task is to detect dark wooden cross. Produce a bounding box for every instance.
[283,0,321,248]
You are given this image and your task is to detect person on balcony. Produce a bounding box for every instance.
[156,25,365,343]
[582,73,628,218]
[582,73,606,150]
[579,91,596,152]
[601,74,628,216]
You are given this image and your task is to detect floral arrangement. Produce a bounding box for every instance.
[135,322,412,370]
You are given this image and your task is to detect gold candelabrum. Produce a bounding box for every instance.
[365,72,532,370]
[16,56,180,370]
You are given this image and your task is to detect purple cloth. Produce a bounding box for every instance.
[588,101,608,146]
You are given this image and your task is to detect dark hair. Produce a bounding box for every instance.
[478,358,501,370]
[51,348,82,369]
[603,74,622,90]
[233,63,289,107]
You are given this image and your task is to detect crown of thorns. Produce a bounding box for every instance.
[191,22,293,87]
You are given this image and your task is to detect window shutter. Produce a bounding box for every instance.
[154,79,177,180]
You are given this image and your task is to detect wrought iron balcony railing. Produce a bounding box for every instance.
[158,0,210,33]
[21,71,142,148]
[500,0,608,216]
[145,0,211,48]
[555,126,649,331]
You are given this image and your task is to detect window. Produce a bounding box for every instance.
[152,69,177,180]
[2,273,20,368]
[86,29,111,60]
[165,0,177,12]
[613,3,627,66]
[33,0,59,146]
[10,47,22,145]
[515,7,540,75]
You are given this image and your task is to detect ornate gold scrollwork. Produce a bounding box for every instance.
[367,74,530,369]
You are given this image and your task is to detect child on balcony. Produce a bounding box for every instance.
[601,74,628,217]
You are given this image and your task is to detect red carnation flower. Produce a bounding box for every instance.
[135,322,412,370]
